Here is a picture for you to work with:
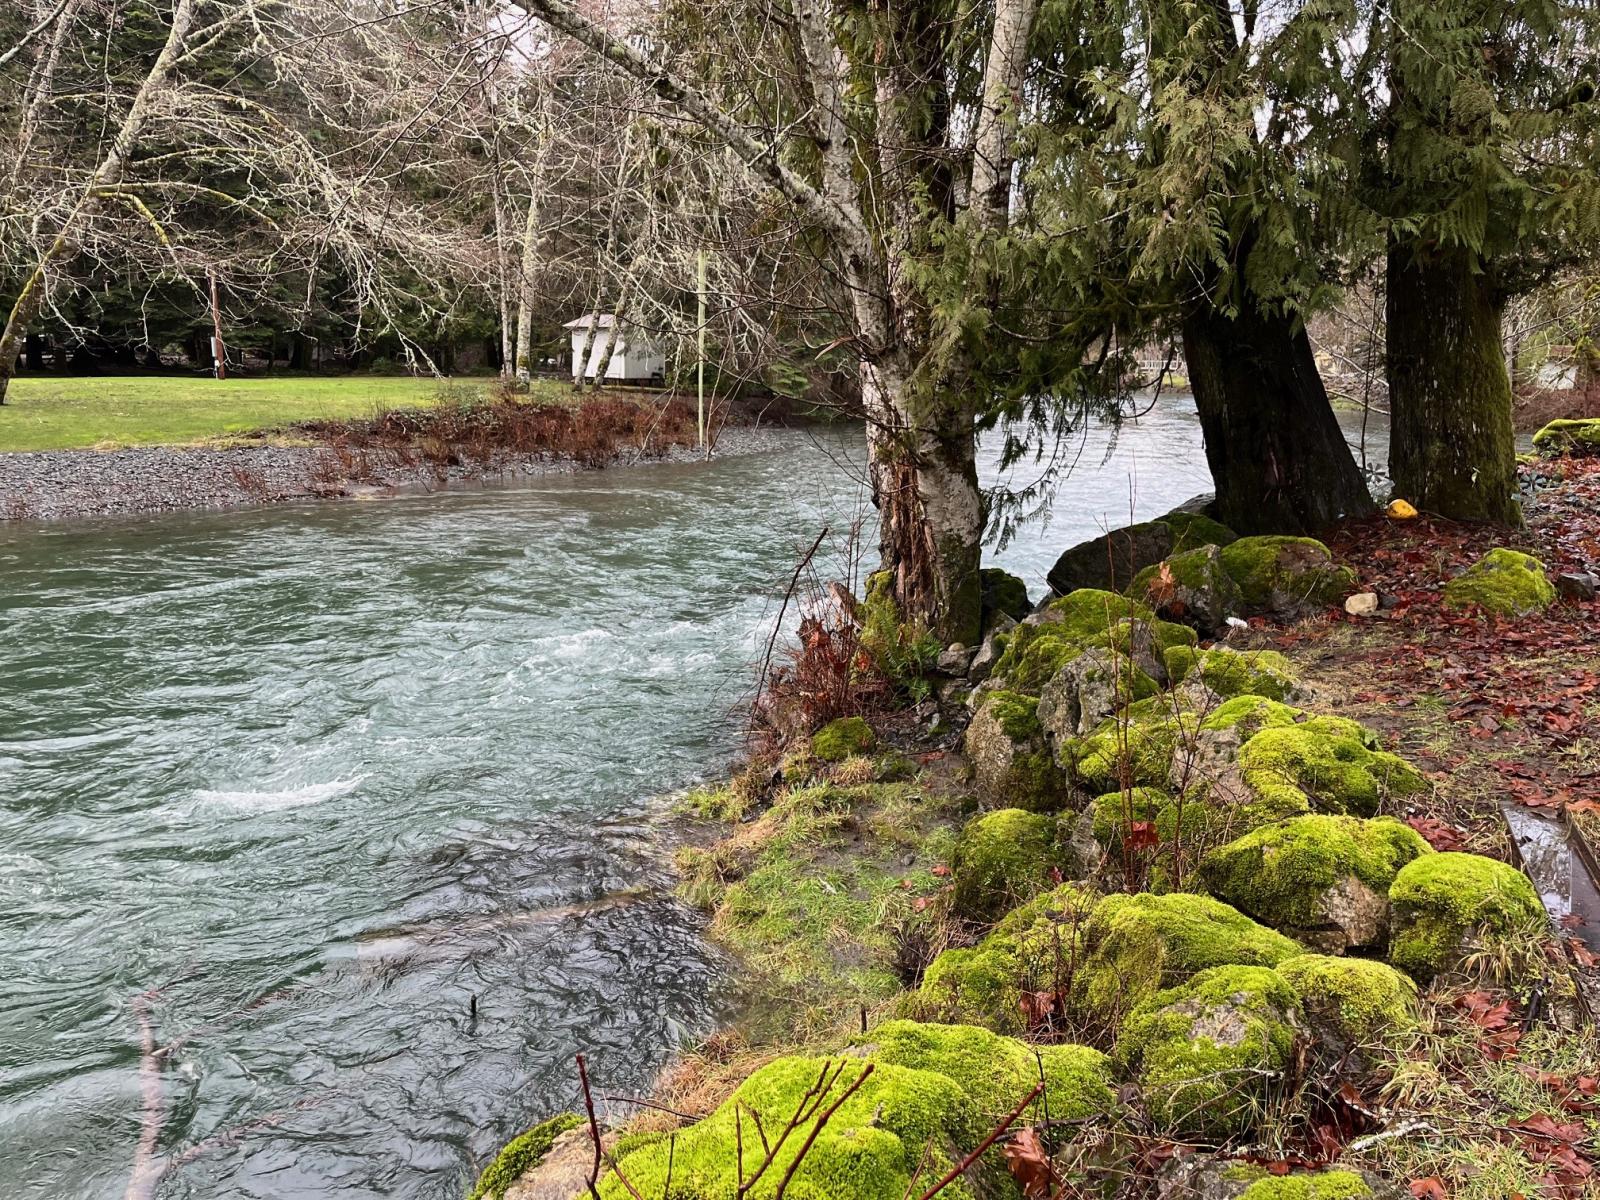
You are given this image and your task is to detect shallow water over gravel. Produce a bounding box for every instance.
[0,396,1386,1199]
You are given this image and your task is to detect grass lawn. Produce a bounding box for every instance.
[0,375,574,452]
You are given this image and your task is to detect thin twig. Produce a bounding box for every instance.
[577,1053,603,1200]
[915,1082,1043,1200]
[772,1063,875,1199]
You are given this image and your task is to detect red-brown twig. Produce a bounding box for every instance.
[771,1063,875,1199]
[915,1082,1043,1200]
[577,1053,604,1200]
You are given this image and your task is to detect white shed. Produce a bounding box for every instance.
[563,313,666,382]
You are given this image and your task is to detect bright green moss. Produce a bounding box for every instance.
[1441,548,1557,616]
[1274,954,1417,1045]
[1167,649,1302,701]
[980,568,1031,622]
[812,716,876,762]
[1068,696,1200,792]
[1079,892,1301,1017]
[1532,417,1600,456]
[991,591,1195,693]
[1115,965,1304,1140]
[1235,1170,1376,1200]
[1199,695,1308,737]
[849,1020,1113,1123]
[950,808,1059,920]
[1219,536,1356,612]
[1162,511,1238,551]
[987,690,1042,740]
[1237,719,1427,817]
[1129,544,1236,600]
[1198,815,1431,936]
[469,1113,584,1200]
[601,1055,979,1200]
[1388,852,1545,980]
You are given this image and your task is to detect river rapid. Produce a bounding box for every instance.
[0,396,1387,1198]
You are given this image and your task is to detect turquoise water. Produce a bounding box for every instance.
[0,398,1384,1198]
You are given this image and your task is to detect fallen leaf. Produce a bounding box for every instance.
[1410,1179,1447,1199]
[1002,1127,1058,1198]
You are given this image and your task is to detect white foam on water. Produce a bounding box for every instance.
[187,775,365,815]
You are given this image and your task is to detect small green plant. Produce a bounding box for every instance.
[859,572,940,701]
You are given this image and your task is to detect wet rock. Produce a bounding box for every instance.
[936,642,975,675]
[1556,570,1599,602]
[1129,544,1244,634]
[967,614,1014,686]
[1046,511,1236,597]
[964,691,1073,811]
[979,567,1031,624]
[1037,648,1156,742]
[502,1124,598,1200]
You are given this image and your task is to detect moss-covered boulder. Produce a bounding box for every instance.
[1037,648,1160,743]
[1219,536,1357,619]
[1116,965,1304,1140]
[1165,647,1305,703]
[470,1113,584,1200]
[950,808,1064,920]
[979,568,1031,624]
[1198,815,1432,951]
[1079,892,1301,1019]
[1236,718,1427,818]
[1067,695,1201,793]
[964,692,1073,811]
[916,885,1097,1034]
[1089,788,1219,891]
[600,1054,982,1199]
[1441,548,1557,617]
[1274,953,1417,1056]
[1046,512,1237,597]
[992,590,1195,693]
[848,1020,1113,1124]
[1159,1161,1397,1199]
[1532,417,1600,457]
[812,716,875,762]
[1388,852,1545,980]
[1129,544,1246,634]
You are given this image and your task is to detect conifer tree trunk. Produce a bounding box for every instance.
[1386,245,1521,524]
[1182,303,1374,534]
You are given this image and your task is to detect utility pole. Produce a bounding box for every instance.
[208,268,227,380]
[696,247,707,453]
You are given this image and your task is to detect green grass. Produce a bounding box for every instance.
[0,375,577,452]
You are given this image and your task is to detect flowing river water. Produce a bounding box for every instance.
[0,396,1387,1199]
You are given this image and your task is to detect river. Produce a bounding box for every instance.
[0,395,1387,1199]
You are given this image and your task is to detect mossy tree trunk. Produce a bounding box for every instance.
[1386,244,1522,524]
[1182,303,1374,535]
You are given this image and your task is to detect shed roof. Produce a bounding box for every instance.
[563,312,619,330]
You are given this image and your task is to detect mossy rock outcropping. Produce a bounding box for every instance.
[1218,536,1357,618]
[1274,953,1418,1056]
[812,716,875,762]
[964,692,1073,812]
[1532,417,1600,457]
[1199,814,1432,951]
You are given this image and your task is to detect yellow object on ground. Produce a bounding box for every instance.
[1386,499,1418,519]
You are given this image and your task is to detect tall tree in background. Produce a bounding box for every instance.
[1102,0,1376,534]
[1373,0,1600,523]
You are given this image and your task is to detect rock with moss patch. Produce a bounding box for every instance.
[1441,548,1557,616]
[1274,953,1417,1060]
[848,1019,1113,1124]
[1130,544,1246,634]
[993,590,1195,693]
[1532,417,1600,457]
[1236,718,1426,818]
[950,808,1071,920]
[1199,815,1432,951]
[812,716,875,763]
[600,1054,983,1200]
[965,691,1073,811]
[1116,965,1305,1140]
[470,1113,585,1200]
[1079,892,1301,1020]
[1047,513,1238,597]
[1165,648,1305,703]
[1218,537,1357,619]
[1068,696,1204,794]
[980,568,1031,625]
[1089,788,1221,890]
[1154,1158,1397,1199]
[1388,852,1545,980]
[916,885,1097,1034]
[1168,697,1311,815]
[1037,648,1160,743]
